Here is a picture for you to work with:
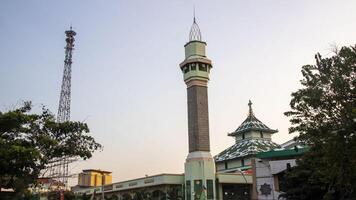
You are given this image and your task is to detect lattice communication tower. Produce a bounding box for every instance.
[49,27,77,189]
[58,27,75,123]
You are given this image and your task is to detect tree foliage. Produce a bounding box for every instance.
[166,187,183,200]
[133,190,152,200]
[282,45,356,199]
[0,102,102,195]
[122,193,133,200]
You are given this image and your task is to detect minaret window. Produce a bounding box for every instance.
[191,64,196,70]
[186,181,191,200]
[199,63,207,71]
[184,66,189,74]
[260,131,263,138]
[242,133,245,140]
[241,159,245,166]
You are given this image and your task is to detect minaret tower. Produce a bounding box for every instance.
[180,17,216,200]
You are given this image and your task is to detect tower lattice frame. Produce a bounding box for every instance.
[57,27,76,123]
[47,27,77,190]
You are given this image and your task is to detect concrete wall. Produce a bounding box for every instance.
[255,158,297,200]
[216,157,252,172]
[185,41,206,58]
[75,174,184,195]
[216,162,225,171]
[184,152,216,200]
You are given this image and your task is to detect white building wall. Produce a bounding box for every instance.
[270,159,296,175]
[255,158,297,200]
[216,162,225,171]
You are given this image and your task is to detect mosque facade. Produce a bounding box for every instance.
[73,18,288,200]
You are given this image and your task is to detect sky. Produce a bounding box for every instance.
[1,0,355,186]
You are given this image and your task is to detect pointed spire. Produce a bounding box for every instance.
[189,8,202,41]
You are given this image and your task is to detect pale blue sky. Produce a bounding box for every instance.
[1,0,355,185]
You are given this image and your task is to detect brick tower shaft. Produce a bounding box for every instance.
[187,82,210,152]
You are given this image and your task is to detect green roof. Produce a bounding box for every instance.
[214,139,280,162]
[228,100,278,136]
[256,147,309,159]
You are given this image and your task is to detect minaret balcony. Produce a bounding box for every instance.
[180,59,212,82]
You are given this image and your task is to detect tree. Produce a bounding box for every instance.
[0,102,102,196]
[80,193,92,200]
[122,193,133,200]
[108,194,120,200]
[133,190,152,200]
[166,187,183,200]
[279,147,329,200]
[282,45,356,199]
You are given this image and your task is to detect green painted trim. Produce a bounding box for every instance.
[256,147,309,159]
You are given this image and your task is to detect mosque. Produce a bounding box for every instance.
[74,17,286,200]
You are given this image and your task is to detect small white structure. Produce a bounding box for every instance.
[252,147,308,200]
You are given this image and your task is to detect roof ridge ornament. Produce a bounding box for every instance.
[189,11,202,41]
[248,100,254,118]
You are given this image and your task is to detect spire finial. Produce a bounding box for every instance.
[189,7,202,41]
[248,100,253,116]
[193,5,196,23]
